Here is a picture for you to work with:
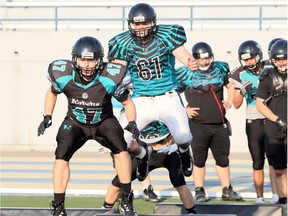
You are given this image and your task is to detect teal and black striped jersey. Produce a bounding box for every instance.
[176,61,230,124]
[109,24,187,97]
[47,60,128,125]
[176,61,230,92]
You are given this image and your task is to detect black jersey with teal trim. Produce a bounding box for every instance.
[229,60,273,107]
[47,60,128,125]
[109,24,187,97]
[176,61,230,124]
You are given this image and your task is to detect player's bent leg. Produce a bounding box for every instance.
[113,151,138,216]
[175,185,196,214]
[178,144,193,177]
[136,145,152,181]
[104,184,121,207]
[51,159,69,216]
[113,151,132,183]
[53,159,70,193]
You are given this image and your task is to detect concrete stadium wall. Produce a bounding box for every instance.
[0,28,286,152]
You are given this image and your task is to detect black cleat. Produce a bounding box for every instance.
[194,187,208,202]
[119,191,138,216]
[50,200,67,216]
[179,148,193,177]
[143,185,161,202]
[222,184,243,201]
[137,146,151,181]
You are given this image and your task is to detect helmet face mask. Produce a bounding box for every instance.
[192,42,214,71]
[71,36,104,80]
[239,55,261,72]
[127,3,157,45]
[76,58,101,78]
[270,39,288,74]
[197,57,214,71]
[238,40,263,74]
[130,22,152,40]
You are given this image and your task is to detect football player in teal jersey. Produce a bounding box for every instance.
[108,3,197,183]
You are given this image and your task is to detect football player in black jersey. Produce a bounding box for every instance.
[256,39,287,205]
[38,36,139,216]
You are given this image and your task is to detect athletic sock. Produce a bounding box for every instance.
[102,201,114,208]
[54,192,65,204]
[121,183,132,194]
[186,205,196,214]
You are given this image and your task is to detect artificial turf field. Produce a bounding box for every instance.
[0,196,253,215]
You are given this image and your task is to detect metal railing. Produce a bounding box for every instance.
[0,1,287,31]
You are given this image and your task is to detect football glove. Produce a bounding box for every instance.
[239,80,253,96]
[37,115,52,136]
[275,118,287,134]
[124,121,140,140]
[228,78,252,96]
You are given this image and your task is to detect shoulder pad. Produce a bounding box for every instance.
[259,68,271,81]
[101,62,126,85]
[213,61,230,76]
[157,24,186,47]
[47,59,72,93]
[48,59,73,80]
[215,61,229,71]
[229,65,244,76]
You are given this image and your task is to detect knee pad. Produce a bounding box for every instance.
[111,176,121,188]
[215,156,229,167]
[170,170,186,187]
[194,159,206,168]
[193,152,207,167]
[174,132,192,145]
[253,160,265,170]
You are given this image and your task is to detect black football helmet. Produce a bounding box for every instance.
[192,42,214,71]
[270,39,287,73]
[127,3,157,44]
[71,36,104,79]
[238,40,263,74]
[268,38,283,56]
